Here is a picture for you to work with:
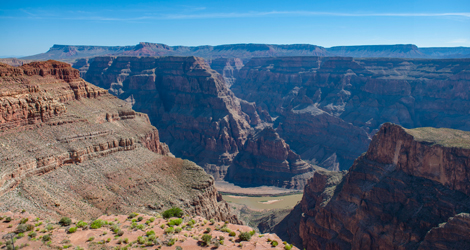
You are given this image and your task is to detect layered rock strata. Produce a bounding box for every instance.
[227,127,315,189]
[84,56,318,189]
[280,123,470,250]
[209,58,244,87]
[231,56,470,170]
[0,61,239,223]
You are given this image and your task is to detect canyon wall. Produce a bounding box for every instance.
[83,56,316,189]
[25,43,470,63]
[231,56,470,170]
[0,61,239,223]
[280,123,470,250]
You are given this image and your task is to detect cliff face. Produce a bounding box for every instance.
[231,56,470,170]
[282,123,470,250]
[227,126,316,189]
[209,58,244,87]
[83,56,318,189]
[0,61,239,223]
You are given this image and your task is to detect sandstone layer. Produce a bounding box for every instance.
[227,127,316,189]
[280,123,470,250]
[231,56,470,170]
[0,61,238,223]
[83,56,317,189]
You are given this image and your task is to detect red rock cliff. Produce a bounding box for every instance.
[0,61,239,223]
[281,123,470,250]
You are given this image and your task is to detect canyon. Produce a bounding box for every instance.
[82,56,317,189]
[278,123,470,250]
[232,56,470,170]
[0,61,238,223]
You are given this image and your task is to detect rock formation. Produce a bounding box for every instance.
[24,43,470,63]
[83,56,319,189]
[231,56,470,170]
[209,57,244,87]
[227,126,316,189]
[279,123,470,250]
[0,61,239,223]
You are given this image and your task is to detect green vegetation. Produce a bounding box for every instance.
[164,227,175,234]
[76,221,87,228]
[87,237,94,242]
[28,231,37,238]
[90,219,105,229]
[19,218,28,224]
[271,240,278,247]
[238,232,252,241]
[175,227,182,233]
[201,234,212,246]
[166,238,176,246]
[168,218,183,226]
[285,244,293,250]
[162,207,183,218]
[68,227,77,234]
[59,217,72,226]
[229,231,236,237]
[42,234,51,242]
[128,212,138,219]
[4,217,12,222]
[137,216,143,222]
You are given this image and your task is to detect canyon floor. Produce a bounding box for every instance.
[0,211,297,250]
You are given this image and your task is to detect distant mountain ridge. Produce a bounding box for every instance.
[21,43,470,62]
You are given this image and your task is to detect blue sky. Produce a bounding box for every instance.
[1,0,469,57]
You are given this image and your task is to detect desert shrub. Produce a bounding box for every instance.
[68,227,77,234]
[201,234,212,246]
[42,234,51,242]
[123,238,129,244]
[148,235,156,241]
[249,230,255,236]
[219,236,225,240]
[162,207,183,218]
[146,230,155,236]
[90,219,105,229]
[166,238,176,246]
[239,232,251,242]
[160,224,165,229]
[19,218,28,224]
[175,227,181,233]
[128,212,138,219]
[221,227,231,233]
[87,237,94,241]
[136,224,145,230]
[285,244,293,250]
[210,219,215,224]
[117,230,124,236]
[28,231,37,238]
[164,227,175,234]
[17,233,25,238]
[229,231,236,237]
[15,224,33,233]
[35,222,43,227]
[175,246,182,250]
[271,240,278,247]
[205,227,211,233]
[59,217,72,226]
[4,217,12,222]
[106,238,111,243]
[168,218,183,226]
[137,216,143,222]
[76,221,87,228]
[149,217,155,222]
[46,224,54,231]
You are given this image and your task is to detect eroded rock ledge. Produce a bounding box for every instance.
[0,61,239,223]
[280,123,470,250]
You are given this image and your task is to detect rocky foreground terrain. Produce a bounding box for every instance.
[0,61,238,223]
[232,56,470,170]
[83,56,316,189]
[0,212,296,250]
[277,123,470,250]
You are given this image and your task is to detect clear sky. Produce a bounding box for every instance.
[1,0,469,57]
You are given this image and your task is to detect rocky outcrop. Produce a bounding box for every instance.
[84,56,256,180]
[326,44,426,58]
[209,58,244,87]
[280,123,470,250]
[231,56,470,170]
[84,56,318,189]
[0,61,239,223]
[227,126,316,189]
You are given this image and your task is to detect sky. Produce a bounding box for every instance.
[0,0,469,57]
